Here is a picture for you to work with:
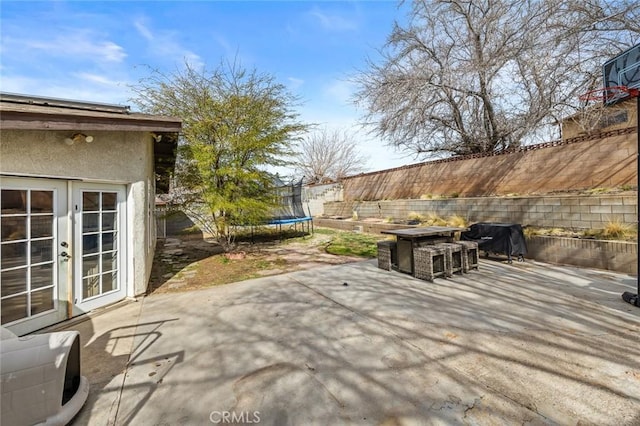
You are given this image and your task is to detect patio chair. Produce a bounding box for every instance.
[377,240,397,271]
[437,243,464,277]
[455,240,479,272]
[413,246,447,281]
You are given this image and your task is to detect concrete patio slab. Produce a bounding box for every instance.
[63,259,640,425]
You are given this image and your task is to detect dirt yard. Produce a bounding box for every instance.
[148,233,365,294]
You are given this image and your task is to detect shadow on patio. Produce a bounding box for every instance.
[68,258,639,425]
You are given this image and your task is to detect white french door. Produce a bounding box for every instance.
[0,177,69,335]
[72,183,126,313]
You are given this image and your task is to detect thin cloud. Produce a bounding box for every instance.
[98,41,127,62]
[13,31,126,63]
[132,16,204,68]
[308,6,358,32]
[288,77,305,91]
[133,18,154,41]
[214,35,233,54]
[0,75,41,95]
[0,74,130,104]
[74,72,125,88]
[324,79,357,104]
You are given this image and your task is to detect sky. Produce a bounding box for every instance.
[0,0,417,174]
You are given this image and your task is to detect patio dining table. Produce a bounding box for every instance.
[381,226,468,275]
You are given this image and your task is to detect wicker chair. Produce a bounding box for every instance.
[413,245,447,281]
[438,243,464,277]
[377,240,397,271]
[456,241,479,272]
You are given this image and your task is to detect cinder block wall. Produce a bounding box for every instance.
[342,128,636,200]
[324,194,637,230]
[303,183,343,217]
[527,236,637,275]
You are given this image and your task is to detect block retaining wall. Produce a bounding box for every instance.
[314,218,416,234]
[323,194,637,230]
[527,236,637,276]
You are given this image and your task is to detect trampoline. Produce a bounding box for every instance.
[256,177,313,236]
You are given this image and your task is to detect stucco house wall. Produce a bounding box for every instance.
[0,94,181,335]
[1,129,156,296]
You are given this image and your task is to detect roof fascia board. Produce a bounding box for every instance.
[0,110,182,132]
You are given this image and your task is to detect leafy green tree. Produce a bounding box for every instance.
[131,61,308,249]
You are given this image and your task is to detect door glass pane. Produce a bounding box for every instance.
[31,263,53,289]
[102,252,117,272]
[83,255,99,277]
[31,191,53,213]
[102,193,117,210]
[31,239,53,264]
[0,268,27,296]
[1,216,27,241]
[1,190,27,214]
[1,242,27,269]
[102,232,116,251]
[1,294,28,324]
[83,192,100,211]
[83,213,99,233]
[102,272,115,293]
[102,213,116,231]
[31,215,53,238]
[83,276,100,299]
[83,234,99,255]
[31,288,54,315]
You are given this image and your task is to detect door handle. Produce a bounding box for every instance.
[60,251,71,262]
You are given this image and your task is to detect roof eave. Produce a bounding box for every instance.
[0,110,182,132]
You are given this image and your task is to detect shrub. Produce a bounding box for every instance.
[425,212,447,226]
[548,228,566,236]
[602,220,634,240]
[523,227,541,239]
[524,224,636,241]
[447,215,468,228]
[408,211,425,222]
[587,187,609,194]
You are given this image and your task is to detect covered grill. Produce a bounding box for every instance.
[461,222,527,263]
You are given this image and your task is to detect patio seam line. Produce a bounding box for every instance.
[110,298,145,426]
[289,276,553,422]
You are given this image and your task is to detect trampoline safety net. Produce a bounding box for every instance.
[270,177,309,222]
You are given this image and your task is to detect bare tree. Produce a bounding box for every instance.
[294,127,369,183]
[355,0,639,157]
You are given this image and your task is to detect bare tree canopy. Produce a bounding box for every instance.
[355,0,639,157]
[294,127,369,183]
[130,61,308,249]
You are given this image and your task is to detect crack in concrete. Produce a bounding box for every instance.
[463,395,483,417]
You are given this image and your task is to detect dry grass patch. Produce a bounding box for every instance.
[524,222,637,241]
